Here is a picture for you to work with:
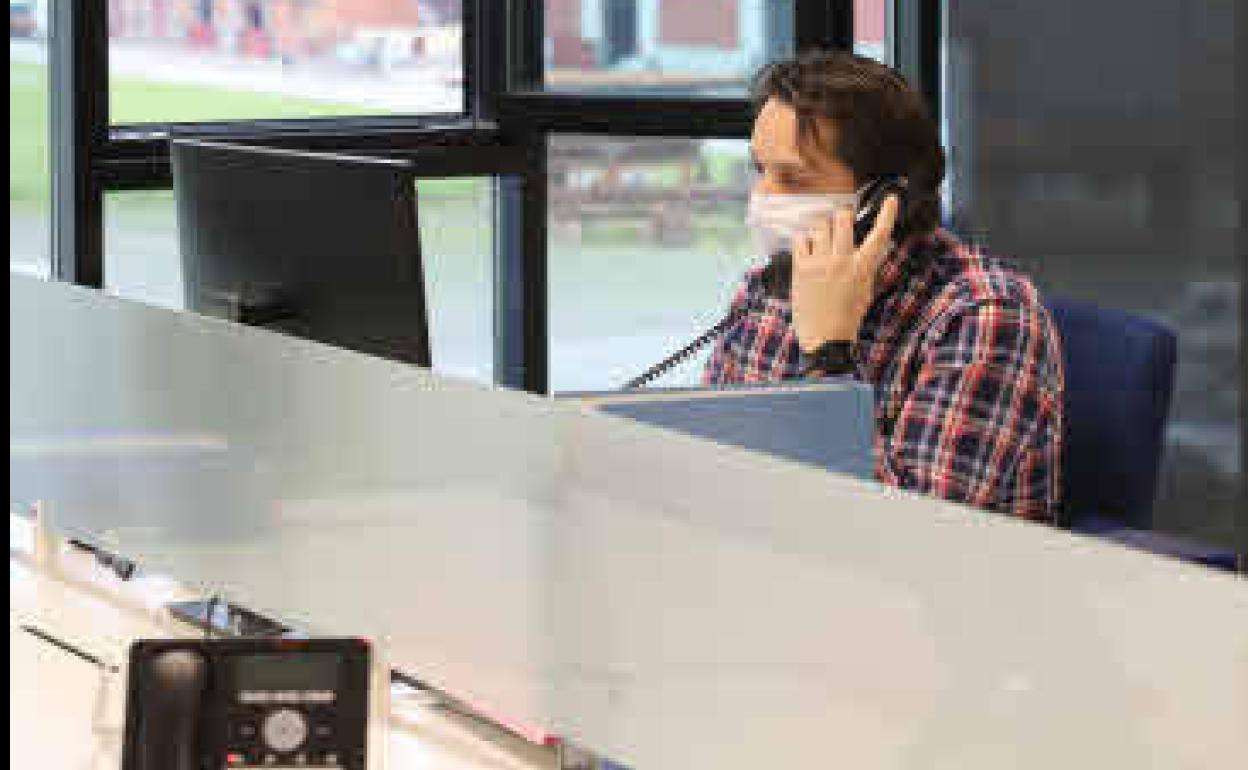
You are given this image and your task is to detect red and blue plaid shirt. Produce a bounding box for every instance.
[703,229,1065,521]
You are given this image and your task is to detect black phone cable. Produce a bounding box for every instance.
[622,305,748,390]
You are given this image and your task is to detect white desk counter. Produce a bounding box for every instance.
[8,518,552,770]
[11,273,1248,769]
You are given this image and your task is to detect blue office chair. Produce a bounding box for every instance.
[1047,298,1236,569]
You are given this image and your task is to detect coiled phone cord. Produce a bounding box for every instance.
[621,305,749,390]
[621,250,792,390]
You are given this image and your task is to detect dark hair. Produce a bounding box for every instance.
[753,51,945,240]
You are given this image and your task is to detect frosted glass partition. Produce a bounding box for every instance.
[553,415,1248,767]
[9,273,566,736]
[10,273,1248,769]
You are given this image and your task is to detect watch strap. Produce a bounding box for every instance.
[799,340,857,377]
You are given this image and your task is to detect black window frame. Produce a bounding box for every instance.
[50,0,937,398]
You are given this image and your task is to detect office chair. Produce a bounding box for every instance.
[1047,298,1236,570]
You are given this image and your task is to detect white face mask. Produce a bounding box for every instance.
[746,190,857,258]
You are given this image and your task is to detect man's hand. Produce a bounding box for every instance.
[790,195,900,352]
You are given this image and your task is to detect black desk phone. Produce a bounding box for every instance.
[623,175,909,388]
[122,637,372,770]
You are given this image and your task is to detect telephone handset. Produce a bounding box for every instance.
[123,638,372,770]
[134,649,208,770]
[623,175,909,389]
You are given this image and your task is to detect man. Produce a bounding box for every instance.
[704,52,1065,522]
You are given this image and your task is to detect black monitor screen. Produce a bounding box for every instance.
[171,138,431,368]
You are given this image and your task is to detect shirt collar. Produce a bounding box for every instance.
[874,229,946,299]
[857,229,947,349]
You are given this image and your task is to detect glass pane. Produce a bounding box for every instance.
[105,178,494,384]
[105,191,186,310]
[945,1,1242,551]
[11,8,50,278]
[107,1,463,124]
[542,0,795,95]
[416,177,494,384]
[854,0,892,63]
[549,136,754,391]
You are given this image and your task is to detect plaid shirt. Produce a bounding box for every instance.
[703,229,1064,521]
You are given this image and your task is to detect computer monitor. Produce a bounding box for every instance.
[171,138,431,367]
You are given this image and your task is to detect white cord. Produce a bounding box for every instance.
[86,660,125,770]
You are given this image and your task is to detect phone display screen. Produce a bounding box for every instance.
[232,653,342,691]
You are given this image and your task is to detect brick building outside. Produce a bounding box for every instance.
[545,0,888,82]
[107,0,426,62]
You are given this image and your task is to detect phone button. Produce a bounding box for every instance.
[263,707,309,753]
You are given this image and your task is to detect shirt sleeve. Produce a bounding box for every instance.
[876,299,1062,521]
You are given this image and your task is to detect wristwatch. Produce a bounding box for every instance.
[798,340,857,377]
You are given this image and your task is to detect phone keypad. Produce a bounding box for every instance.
[226,688,354,769]
[224,706,350,769]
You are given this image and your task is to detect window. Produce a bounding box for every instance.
[944,0,1242,551]
[105,191,184,310]
[416,178,495,384]
[68,2,936,404]
[10,7,50,277]
[854,0,892,63]
[107,0,465,124]
[541,0,794,95]
[548,136,753,391]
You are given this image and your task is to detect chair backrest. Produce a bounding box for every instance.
[1046,298,1177,529]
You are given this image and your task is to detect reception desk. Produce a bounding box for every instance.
[10,273,1248,769]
